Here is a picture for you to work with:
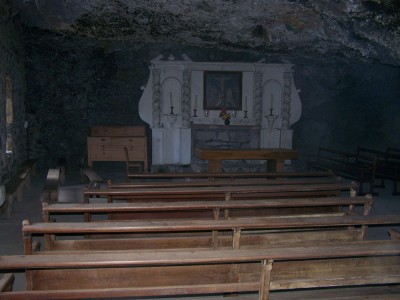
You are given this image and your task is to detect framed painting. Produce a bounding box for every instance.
[203,71,242,110]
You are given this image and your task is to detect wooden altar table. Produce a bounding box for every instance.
[195,148,298,172]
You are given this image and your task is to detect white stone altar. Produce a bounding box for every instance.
[138,54,302,169]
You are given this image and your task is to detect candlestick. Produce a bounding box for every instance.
[170,92,173,107]
[270,94,274,109]
[194,95,198,109]
[193,109,197,117]
[244,96,248,111]
[170,106,174,114]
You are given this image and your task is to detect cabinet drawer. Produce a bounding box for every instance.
[110,138,146,147]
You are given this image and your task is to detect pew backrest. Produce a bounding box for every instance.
[1,240,400,300]
[42,195,373,222]
[23,214,400,254]
[84,182,357,203]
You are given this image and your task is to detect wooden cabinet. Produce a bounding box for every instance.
[87,126,147,170]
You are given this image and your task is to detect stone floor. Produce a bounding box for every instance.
[0,166,399,296]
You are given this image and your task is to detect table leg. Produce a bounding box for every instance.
[267,159,284,172]
[208,160,222,173]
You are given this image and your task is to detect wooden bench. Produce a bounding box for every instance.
[80,165,103,188]
[2,238,400,299]
[374,147,400,195]
[18,159,37,190]
[107,175,343,190]
[0,273,14,293]
[2,159,37,217]
[126,170,335,180]
[84,182,357,204]
[42,195,373,223]
[24,213,400,253]
[41,169,61,203]
[307,147,377,195]
[4,175,24,217]
[347,147,400,195]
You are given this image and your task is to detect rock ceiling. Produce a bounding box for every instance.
[6,0,400,66]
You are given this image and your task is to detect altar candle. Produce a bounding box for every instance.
[194,95,198,109]
[245,96,247,110]
[170,92,173,107]
[270,94,274,109]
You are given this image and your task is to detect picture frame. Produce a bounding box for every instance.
[203,71,242,110]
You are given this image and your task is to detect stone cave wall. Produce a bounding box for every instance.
[0,4,27,182]
[24,31,150,170]
[23,28,400,171]
[292,59,400,170]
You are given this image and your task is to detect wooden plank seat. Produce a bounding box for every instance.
[18,159,37,189]
[2,159,37,217]
[0,273,14,293]
[42,195,373,222]
[84,182,358,204]
[126,170,335,180]
[107,175,344,190]
[22,214,400,254]
[344,147,400,195]
[374,147,400,195]
[3,175,24,217]
[79,165,103,188]
[41,169,60,203]
[1,239,400,299]
[307,147,377,195]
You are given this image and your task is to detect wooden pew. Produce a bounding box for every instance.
[376,147,400,195]
[84,182,357,203]
[107,175,343,189]
[23,214,400,254]
[307,147,377,195]
[1,238,400,299]
[345,147,400,195]
[41,169,60,203]
[83,182,357,220]
[126,170,335,180]
[18,159,37,190]
[80,165,103,188]
[4,175,24,217]
[0,273,14,292]
[3,159,37,217]
[42,195,373,222]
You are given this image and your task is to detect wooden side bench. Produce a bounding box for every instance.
[376,147,400,195]
[42,195,373,222]
[41,169,60,203]
[4,175,24,217]
[0,273,14,293]
[18,159,37,190]
[307,147,377,195]
[2,159,37,217]
[80,166,103,188]
[349,147,400,195]
[1,239,400,299]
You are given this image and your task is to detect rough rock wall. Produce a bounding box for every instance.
[10,0,400,66]
[0,2,27,182]
[24,29,400,171]
[292,58,400,169]
[24,31,150,169]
